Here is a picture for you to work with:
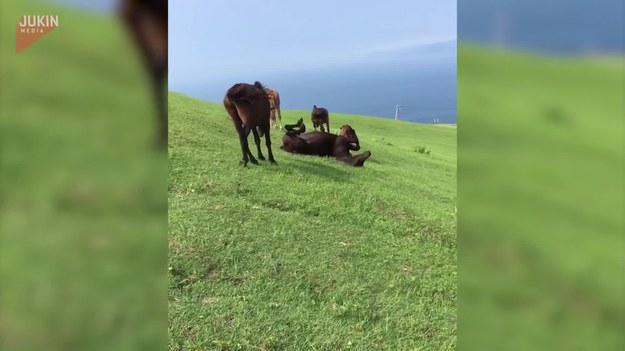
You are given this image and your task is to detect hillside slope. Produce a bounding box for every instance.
[168,92,457,350]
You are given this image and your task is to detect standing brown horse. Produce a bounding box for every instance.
[311,105,330,132]
[224,82,276,166]
[118,0,168,148]
[264,88,282,130]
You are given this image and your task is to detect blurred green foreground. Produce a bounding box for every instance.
[459,45,624,350]
[0,1,167,350]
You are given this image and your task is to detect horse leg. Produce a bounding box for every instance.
[252,127,265,160]
[336,151,371,167]
[320,124,325,133]
[335,155,353,166]
[269,109,276,129]
[236,125,258,166]
[352,151,371,167]
[263,126,277,164]
[336,155,360,167]
[233,123,250,166]
[277,107,283,130]
[242,125,259,165]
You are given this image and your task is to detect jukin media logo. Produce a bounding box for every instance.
[16,15,59,54]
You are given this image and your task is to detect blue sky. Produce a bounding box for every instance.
[169,0,457,90]
[53,0,623,57]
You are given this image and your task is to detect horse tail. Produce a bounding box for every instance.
[223,95,241,124]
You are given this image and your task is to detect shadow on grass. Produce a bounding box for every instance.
[364,156,381,165]
[288,157,352,181]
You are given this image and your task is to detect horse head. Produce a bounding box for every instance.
[338,124,360,150]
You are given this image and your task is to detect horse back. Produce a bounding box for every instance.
[311,106,329,122]
[225,83,270,127]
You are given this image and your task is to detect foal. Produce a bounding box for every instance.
[311,105,330,132]
[264,88,283,130]
[223,82,276,166]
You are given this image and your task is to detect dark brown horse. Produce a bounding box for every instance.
[264,87,283,130]
[223,81,276,166]
[118,0,168,148]
[311,105,330,132]
[280,125,371,167]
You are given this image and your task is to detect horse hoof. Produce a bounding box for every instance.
[269,159,277,165]
[240,160,248,167]
[250,159,259,165]
[258,155,266,161]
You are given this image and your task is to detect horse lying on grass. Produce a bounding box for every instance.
[280,125,371,167]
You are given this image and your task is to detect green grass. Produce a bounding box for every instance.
[458,44,625,350]
[168,92,457,350]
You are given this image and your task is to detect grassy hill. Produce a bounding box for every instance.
[168,92,457,350]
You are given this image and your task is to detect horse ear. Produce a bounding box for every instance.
[313,105,317,108]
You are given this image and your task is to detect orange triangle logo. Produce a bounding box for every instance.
[16,16,59,54]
